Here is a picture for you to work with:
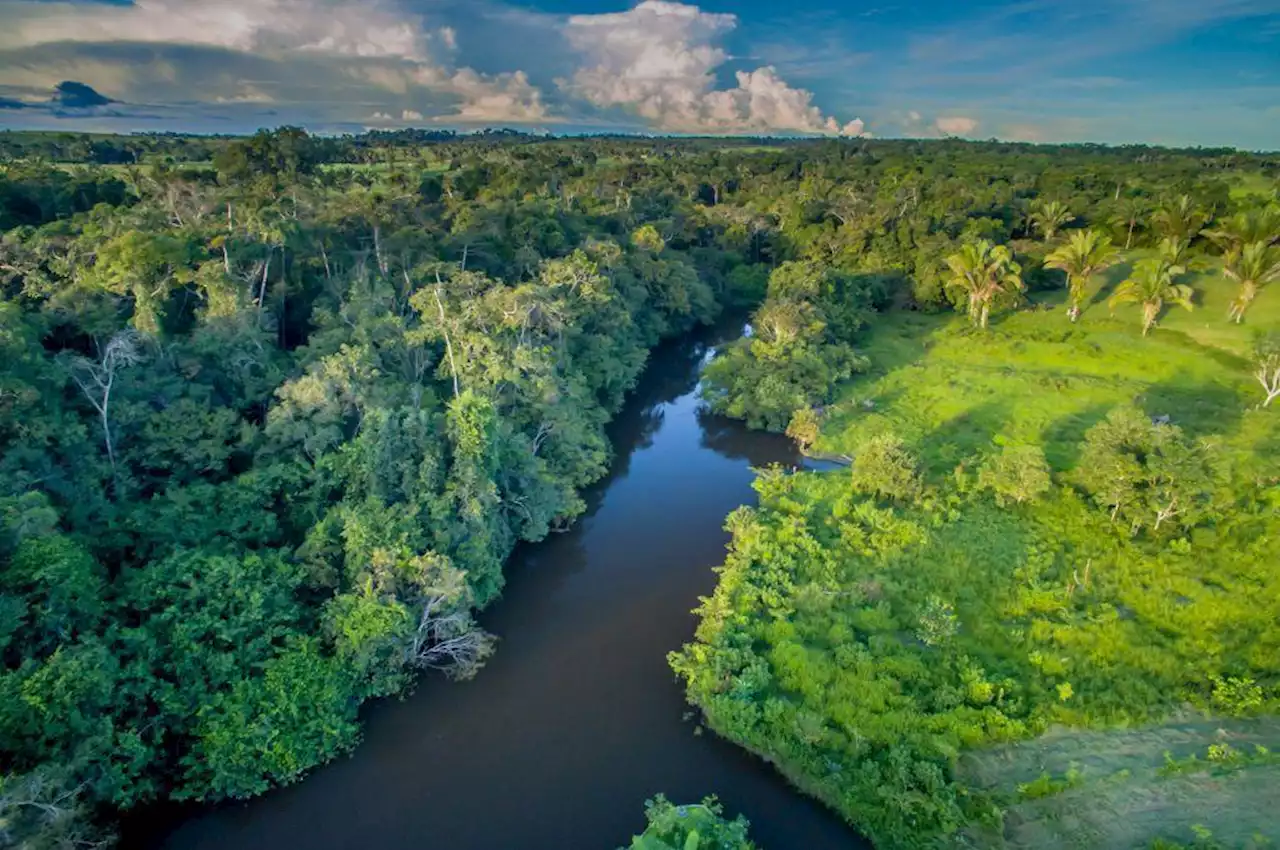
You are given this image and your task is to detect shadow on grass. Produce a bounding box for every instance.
[917,399,1013,474]
[1043,404,1113,472]
[1087,261,1133,310]
[1139,379,1244,439]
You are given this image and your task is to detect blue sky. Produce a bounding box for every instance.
[0,0,1277,148]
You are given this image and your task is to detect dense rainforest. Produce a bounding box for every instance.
[1,127,1277,849]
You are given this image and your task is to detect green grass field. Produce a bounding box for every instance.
[816,258,1274,473]
[960,716,1280,849]
[676,258,1280,850]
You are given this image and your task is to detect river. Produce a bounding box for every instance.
[127,323,863,850]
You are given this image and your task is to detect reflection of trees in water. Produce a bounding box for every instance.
[603,335,710,474]
[697,407,802,467]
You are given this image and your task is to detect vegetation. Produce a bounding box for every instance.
[0,127,776,845]
[623,796,757,850]
[674,265,1280,848]
[2,126,1278,848]
[672,147,1279,849]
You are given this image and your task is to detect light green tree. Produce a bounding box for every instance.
[1223,241,1280,323]
[944,240,1025,329]
[1044,228,1120,321]
[1152,194,1208,242]
[978,444,1053,506]
[1029,200,1073,241]
[1109,257,1193,336]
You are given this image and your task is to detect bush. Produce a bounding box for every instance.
[850,434,923,503]
[978,444,1052,506]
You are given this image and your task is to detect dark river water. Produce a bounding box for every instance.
[128,324,864,850]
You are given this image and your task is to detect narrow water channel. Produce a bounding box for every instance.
[130,324,863,850]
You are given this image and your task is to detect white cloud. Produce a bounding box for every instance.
[450,69,545,122]
[934,115,978,135]
[0,0,430,61]
[0,0,548,124]
[561,0,863,135]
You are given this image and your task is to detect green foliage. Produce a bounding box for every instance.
[624,795,757,850]
[675,268,1280,849]
[3,129,1278,847]
[944,240,1024,329]
[849,433,923,504]
[183,639,359,800]
[1074,406,1218,535]
[1110,257,1195,335]
[702,262,873,431]
[2,129,784,841]
[978,444,1052,507]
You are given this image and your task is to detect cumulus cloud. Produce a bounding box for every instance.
[561,0,864,135]
[0,0,430,60]
[934,115,979,136]
[0,0,548,125]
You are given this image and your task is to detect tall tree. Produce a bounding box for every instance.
[1109,257,1193,336]
[1152,194,1208,242]
[944,240,1025,329]
[1029,200,1073,241]
[1223,241,1280,323]
[1044,228,1120,321]
[1201,206,1280,252]
[66,330,144,477]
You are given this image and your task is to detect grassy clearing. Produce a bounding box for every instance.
[674,262,1280,849]
[816,266,1274,474]
[960,717,1280,849]
[1228,172,1278,203]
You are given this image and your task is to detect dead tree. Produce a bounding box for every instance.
[407,594,495,681]
[69,331,144,477]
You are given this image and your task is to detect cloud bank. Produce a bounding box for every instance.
[562,1,864,135]
[0,0,864,135]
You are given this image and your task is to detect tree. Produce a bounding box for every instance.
[1029,200,1073,241]
[1074,406,1216,534]
[944,240,1025,329]
[1110,195,1148,249]
[1152,194,1207,242]
[786,407,822,454]
[1223,241,1280,323]
[66,330,144,477]
[1202,207,1280,252]
[1254,332,1280,408]
[978,444,1052,506]
[624,796,757,850]
[1157,236,1193,268]
[1109,257,1193,336]
[1044,228,1120,321]
[850,434,923,503]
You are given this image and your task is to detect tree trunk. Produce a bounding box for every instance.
[257,249,272,327]
[434,272,461,400]
[1126,219,1135,250]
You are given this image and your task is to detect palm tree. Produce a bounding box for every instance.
[1044,229,1120,321]
[1224,241,1280,323]
[1157,236,1193,268]
[944,240,1025,329]
[1029,200,1073,241]
[1109,257,1193,336]
[1152,195,1208,242]
[1202,207,1280,252]
[1110,196,1148,249]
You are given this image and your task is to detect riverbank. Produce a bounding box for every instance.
[126,324,863,850]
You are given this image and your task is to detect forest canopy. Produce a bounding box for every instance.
[0,127,1277,848]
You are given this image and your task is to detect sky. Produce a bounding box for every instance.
[0,0,1277,149]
